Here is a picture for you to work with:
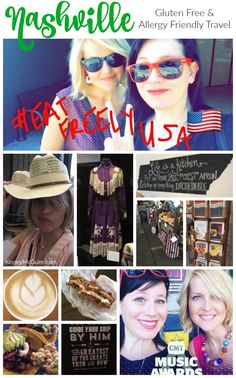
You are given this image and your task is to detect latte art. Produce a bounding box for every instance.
[4,270,57,320]
[20,273,46,307]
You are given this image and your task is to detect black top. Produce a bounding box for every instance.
[120,348,168,375]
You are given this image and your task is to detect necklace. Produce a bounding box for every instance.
[138,358,146,374]
[39,242,47,250]
[38,231,64,251]
[39,240,56,250]
[201,330,232,367]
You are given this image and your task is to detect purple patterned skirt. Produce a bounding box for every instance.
[89,197,122,257]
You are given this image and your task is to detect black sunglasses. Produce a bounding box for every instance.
[81,53,125,73]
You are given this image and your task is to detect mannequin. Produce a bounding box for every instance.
[88,159,127,258]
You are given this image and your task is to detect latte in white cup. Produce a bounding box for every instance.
[4,269,57,321]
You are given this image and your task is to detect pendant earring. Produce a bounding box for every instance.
[86,75,92,84]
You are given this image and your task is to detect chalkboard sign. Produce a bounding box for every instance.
[138,154,232,194]
[62,324,116,375]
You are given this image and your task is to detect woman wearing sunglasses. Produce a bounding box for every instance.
[127,39,232,151]
[40,39,130,150]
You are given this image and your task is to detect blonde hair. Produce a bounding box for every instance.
[24,187,74,231]
[69,39,131,98]
[178,270,232,332]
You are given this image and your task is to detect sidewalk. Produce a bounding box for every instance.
[137,217,183,266]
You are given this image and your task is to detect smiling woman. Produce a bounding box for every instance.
[40,38,130,151]
[179,270,233,375]
[128,39,232,151]
[120,269,169,374]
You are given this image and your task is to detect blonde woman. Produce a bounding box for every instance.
[40,39,130,150]
[3,154,74,266]
[179,270,232,375]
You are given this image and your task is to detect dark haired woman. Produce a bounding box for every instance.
[120,269,170,374]
[120,269,199,374]
[127,39,232,151]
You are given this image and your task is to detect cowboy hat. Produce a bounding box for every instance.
[4,154,72,200]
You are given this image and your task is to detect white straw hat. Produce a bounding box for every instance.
[4,154,72,199]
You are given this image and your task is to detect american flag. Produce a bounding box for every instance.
[187,110,221,133]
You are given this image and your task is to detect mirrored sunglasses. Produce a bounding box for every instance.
[127,58,192,83]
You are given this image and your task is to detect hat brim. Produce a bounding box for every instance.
[4,183,72,200]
